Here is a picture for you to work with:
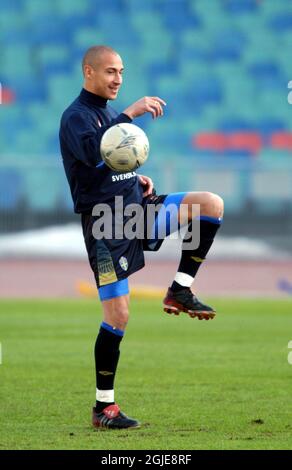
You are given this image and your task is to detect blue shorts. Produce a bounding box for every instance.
[81,192,186,301]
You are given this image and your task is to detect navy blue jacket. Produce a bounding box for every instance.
[59,88,143,213]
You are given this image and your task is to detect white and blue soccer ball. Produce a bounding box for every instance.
[100,123,149,172]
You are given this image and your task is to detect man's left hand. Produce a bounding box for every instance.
[138,174,154,197]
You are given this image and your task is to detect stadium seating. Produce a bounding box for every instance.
[0,168,23,210]
[23,168,64,212]
[0,0,291,215]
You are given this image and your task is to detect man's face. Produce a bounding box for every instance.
[84,52,124,100]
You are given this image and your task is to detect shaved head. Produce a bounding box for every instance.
[82,45,119,75]
[82,45,124,100]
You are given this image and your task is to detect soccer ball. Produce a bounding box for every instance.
[100,123,149,172]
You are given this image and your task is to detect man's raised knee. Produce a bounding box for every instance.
[201,192,224,219]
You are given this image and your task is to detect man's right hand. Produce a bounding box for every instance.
[123,96,166,120]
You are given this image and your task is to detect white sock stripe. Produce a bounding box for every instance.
[174,272,194,287]
[96,388,114,403]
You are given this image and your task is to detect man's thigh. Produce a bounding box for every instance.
[144,192,186,250]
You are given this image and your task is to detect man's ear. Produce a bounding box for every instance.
[84,64,94,80]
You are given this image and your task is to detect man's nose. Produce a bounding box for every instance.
[114,74,122,84]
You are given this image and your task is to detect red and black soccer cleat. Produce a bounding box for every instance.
[92,404,140,430]
[163,287,216,320]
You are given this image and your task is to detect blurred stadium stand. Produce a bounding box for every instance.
[1,0,292,239]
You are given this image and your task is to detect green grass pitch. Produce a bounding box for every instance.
[0,297,292,450]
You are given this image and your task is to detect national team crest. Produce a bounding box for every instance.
[119,256,128,271]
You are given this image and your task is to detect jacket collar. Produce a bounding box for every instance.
[79,88,107,108]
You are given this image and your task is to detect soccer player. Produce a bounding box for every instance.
[59,45,224,430]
